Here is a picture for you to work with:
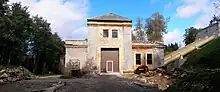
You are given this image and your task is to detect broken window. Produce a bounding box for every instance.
[136,54,141,65]
[103,29,109,38]
[112,30,118,38]
[147,54,152,64]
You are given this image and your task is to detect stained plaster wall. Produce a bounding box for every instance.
[132,46,164,70]
[88,24,133,73]
[196,23,220,39]
[64,40,88,75]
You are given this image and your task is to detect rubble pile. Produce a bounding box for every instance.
[79,60,100,78]
[81,66,99,78]
[0,66,34,84]
[135,67,189,90]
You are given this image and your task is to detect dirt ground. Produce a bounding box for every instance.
[0,75,159,92]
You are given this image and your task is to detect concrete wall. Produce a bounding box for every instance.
[87,26,97,65]
[123,26,133,71]
[87,22,132,73]
[132,46,164,70]
[64,40,88,75]
[153,48,164,68]
[65,40,88,45]
[196,23,220,39]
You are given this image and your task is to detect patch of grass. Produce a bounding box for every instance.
[0,65,18,70]
[166,37,220,92]
[182,37,220,69]
[59,75,72,79]
[36,74,56,77]
[0,65,4,70]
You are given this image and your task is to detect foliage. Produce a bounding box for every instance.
[182,37,220,69]
[0,1,65,74]
[183,27,199,45]
[209,15,220,25]
[133,17,146,42]
[59,75,72,79]
[132,12,169,42]
[164,42,179,55]
[145,12,169,42]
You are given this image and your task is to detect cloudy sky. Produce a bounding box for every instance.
[8,0,219,45]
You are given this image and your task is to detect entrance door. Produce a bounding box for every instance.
[106,60,113,72]
[101,48,119,73]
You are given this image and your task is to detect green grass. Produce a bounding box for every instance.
[0,65,18,70]
[36,74,57,77]
[166,37,220,92]
[59,75,72,79]
[182,37,220,69]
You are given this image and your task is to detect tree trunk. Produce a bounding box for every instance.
[7,51,11,65]
[33,54,39,74]
[43,61,47,74]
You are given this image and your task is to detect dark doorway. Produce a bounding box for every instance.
[101,48,119,73]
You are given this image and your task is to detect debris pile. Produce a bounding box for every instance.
[81,66,99,78]
[135,67,189,90]
[0,66,34,84]
[79,60,100,78]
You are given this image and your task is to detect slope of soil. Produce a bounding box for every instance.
[166,37,220,92]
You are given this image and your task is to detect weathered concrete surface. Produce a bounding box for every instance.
[88,23,133,73]
[64,40,88,75]
[196,23,220,39]
[123,26,133,71]
[0,76,159,92]
[132,45,164,70]
[154,48,164,69]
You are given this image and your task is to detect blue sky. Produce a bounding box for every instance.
[88,0,183,31]
[87,0,216,45]
[9,0,217,45]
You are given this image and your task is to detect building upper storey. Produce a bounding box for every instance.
[87,13,132,27]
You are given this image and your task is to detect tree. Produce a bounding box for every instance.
[145,12,169,42]
[0,1,65,75]
[183,27,199,45]
[133,17,146,42]
[164,42,179,55]
[209,15,220,25]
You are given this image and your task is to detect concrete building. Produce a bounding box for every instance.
[64,13,164,75]
[196,22,220,39]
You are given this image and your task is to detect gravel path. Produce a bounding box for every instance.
[0,75,159,92]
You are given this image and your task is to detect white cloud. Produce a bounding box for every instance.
[164,29,185,47]
[9,0,89,40]
[193,0,217,28]
[176,5,200,18]
[176,0,209,18]
[176,0,219,28]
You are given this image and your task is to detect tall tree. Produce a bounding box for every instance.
[183,27,199,45]
[145,12,169,42]
[134,17,146,42]
[0,2,65,74]
[164,42,179,55]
